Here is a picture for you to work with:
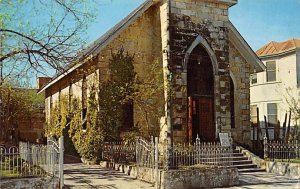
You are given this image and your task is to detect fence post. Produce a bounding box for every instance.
[135,137,139,178]
[59,136,64,189]
[155,137,159,189]
[296,140,299,159]
[151,136,154,181]
[164,138,170,170]
[263,134,268,159]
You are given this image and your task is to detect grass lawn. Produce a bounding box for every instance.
[0,169,20,178]
[267,159,300,164]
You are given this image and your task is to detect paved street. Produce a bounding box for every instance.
[64,164,299,189]
[63,163,154,189]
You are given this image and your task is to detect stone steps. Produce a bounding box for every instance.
[201,148,265,172]
[230,148,265,173]
[238,167,265,173]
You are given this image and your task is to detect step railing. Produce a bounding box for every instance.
[167,137,233,169]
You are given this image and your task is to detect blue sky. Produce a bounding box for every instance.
[230,0,300,50]
[87,0,300,51]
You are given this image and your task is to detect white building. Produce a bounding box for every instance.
[250,39,300,138]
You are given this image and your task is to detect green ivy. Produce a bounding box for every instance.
[45,48,164,162]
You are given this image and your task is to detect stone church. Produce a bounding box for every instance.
[39,0,265,146]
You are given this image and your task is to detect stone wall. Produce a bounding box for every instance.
[160,167,239,189]
[229,42,251,146]
[0,177,59,189]
[44,4,164,133]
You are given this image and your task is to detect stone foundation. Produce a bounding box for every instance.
[160,167,239,189]
[100,161,239,189]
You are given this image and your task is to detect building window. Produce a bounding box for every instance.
[82,107,87,130]
[250,105,258,127]
[266,61,276,82]
[50,95,53,110]
[267,103,277,127]
[250,73,257,84]
[173,117,183,130]
[58,88,61,112]
[122,101,134,130]
[68,83,73,112]
[82,75,87,130]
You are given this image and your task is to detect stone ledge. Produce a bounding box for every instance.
[99,161,154,183]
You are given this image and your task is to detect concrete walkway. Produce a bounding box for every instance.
[63,163,154,189]
[217,172,300,189]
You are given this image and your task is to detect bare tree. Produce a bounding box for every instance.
[0,0,96,79]
[280,86,300,140]
[0,0,96,142]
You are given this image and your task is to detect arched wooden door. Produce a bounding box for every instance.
[187,45,215,142]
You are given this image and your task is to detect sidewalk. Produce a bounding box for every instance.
[63,163,154,189]
[216,171,300,189]
[64,163,299,189]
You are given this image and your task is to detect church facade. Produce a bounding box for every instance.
[39,0,265,146]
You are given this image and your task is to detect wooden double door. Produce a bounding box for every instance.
[188,96,215,142]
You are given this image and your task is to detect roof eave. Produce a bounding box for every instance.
[258,47,297,59]
[201,0,237,7]
[37,62,84,94]
[219,0,238,7]
[227,21,266,73]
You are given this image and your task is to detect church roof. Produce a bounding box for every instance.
[256,38,300,57]
[38,0,154,93]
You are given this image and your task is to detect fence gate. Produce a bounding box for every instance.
[47,136,64,189]
[136,137,159,188]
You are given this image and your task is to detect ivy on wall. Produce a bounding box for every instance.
[45,48,165,161]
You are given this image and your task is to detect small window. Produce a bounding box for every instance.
[82,75,87,109]
[267,103,277,127]
[250,105,258,127]
[58,89,61,112]
[266,61,276,82]
[82,108,87,130]
[82,75,87,131]
[122,101,134,130]
[68,83,73,112]
[50,95,53,110]
[250,74,257,84]
[173,117,183,130]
